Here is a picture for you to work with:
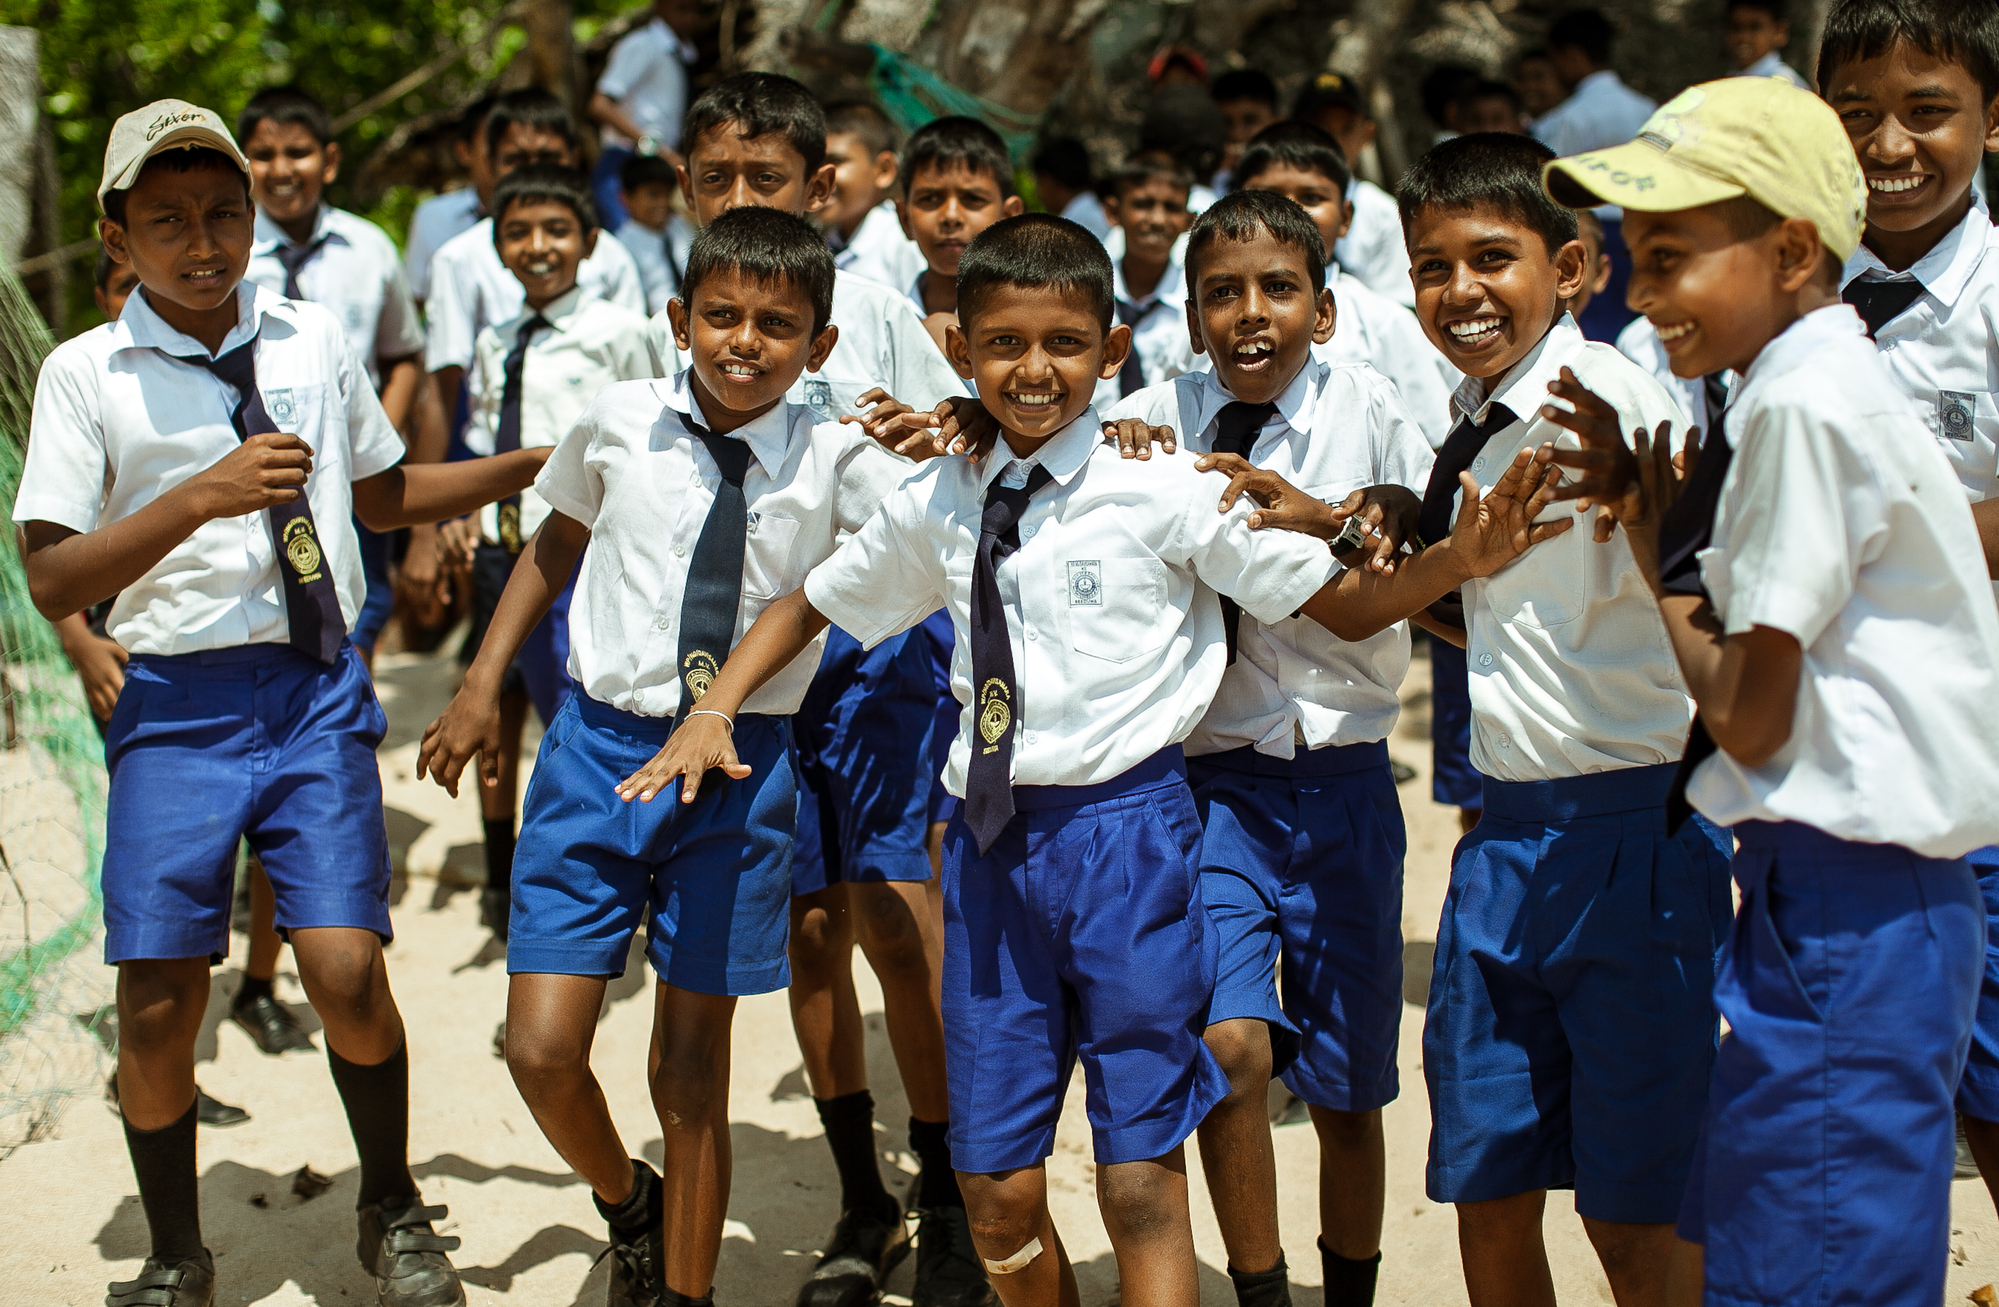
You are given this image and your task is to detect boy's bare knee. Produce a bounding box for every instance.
[1311,1105,1381,1151]
[503,1019,588,1092]
[960,1170,1045,1247]
[117,961,208,1047]
[854,885,926,974]
[1097,1161,1179,1240]
[1204,1018,1273,1101]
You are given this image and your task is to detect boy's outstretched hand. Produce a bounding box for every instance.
[417,687,501,799]
[1443,444,1573,578]
[843,391,1002,461]
[614,715,751,804]
[1539,367,1702,546]
[1195,454,1421,574]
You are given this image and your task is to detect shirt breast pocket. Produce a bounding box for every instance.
[1478,513,1585,629]
[263,382,331,461]
[1935,390,1999,495]
[1064,556,1174,663]
[742,513,803,600]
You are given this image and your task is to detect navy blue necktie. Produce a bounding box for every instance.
[174,338,345,664]
[1656,411,1736,834]
[1209,401,1276,664]
[492,314,549,553]
[1842,278,1925,339]
[275,233,330,301]
[1115,299,1162,398]
[964,463,1054,854]
[672,411,752,728]
[1415,403,1515,629]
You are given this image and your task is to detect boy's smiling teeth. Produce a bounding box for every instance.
[1008,392,1059,407]
[1869,176,1927,193]
[1234,341,1273,357]
[719,362,760,377]
[1447,316,1503,343]
[1655,320,1694,342]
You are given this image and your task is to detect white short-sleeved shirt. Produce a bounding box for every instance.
[804,407,1341,794]
[1531,71,1658,220]
[1105,360,1434,754]
[17,282,405,655]
[247,206,425,391]
[595,18,696,150]
[404,188,480,304]
[424,218,646,373]
[1336,180,1414,309]
[463,287,653,544]
[1061,192,1113,241]
[1686,306,1999,857]
[1316,266,1457,448]
[1450,315,1697,780]
[648,267,967,421]
[835,201,926,293]
[536,369,914,717]
[619,217,699,315]
[1738,52,1811,88]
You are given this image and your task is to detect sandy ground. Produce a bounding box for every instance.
[7,638,1999,1306]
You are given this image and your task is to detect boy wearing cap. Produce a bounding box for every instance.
[16,101,550,1307]
[1542,76,1999,1306]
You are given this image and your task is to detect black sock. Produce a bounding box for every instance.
[236,973,273,1005]
[661,1290,712,1307]
[907,1116,963,1209]
[483,819,516,896]
[1320,1239,1380,1307]
[814,1091,893,1218]
[593,1158,661,1238]
[327,1041,416,1206]
[124,1100,204,1264]
[1228,1254,1292,1307]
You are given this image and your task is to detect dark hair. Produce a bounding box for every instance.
[102,147,249,225]
[956,214,1114,330]
[1140,85,1229,182]
[1232,120,1352,194]
[455,93,497,145]
[1031,137,1094,191]
[1396,132,1577,255]
[1110,150,1194,201]
[1517,46,1555,66]
[1183,189,1327,300]
[1421,63,1483,125]
[485,87,577,159]
[903,116,1016,199]
[620,152,677,193]
[491,164,599,239]
[1728,0,1786,19]
[1818,0,1999,102]
[236,86,334,149]
[825,100,900,160]
[679,205,836,335]
[682,72,827,175]
[1464,79,1523,109]
[1548,9,1616,64]
[1211,69,1278,108]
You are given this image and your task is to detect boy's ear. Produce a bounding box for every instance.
[582,227,600,261]
[1185,297,1207,357]
[1102,195,1122,226]
[667,296,691,353]
[1001,195,1025,219]
[871,151,899,193]
[1983,93,1999,154]
[321,140,342,185]
[1312,286,1337,346]
[99,216,130,267]
[1773,216,1826,293]
[804,163,837,215]
[896,198,913,240]
[676,161,694,206]
[945,320,975,378]
[1098,322,1133,382]
[1335,198,1355,244]
[1552,237,1590,303]
[806,322,840,374]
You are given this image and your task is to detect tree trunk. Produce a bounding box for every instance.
[518,0,580,117]
[914,0,1113,116]
[1325,0,1431,184]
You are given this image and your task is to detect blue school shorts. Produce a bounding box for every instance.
[508,693,796,994]
[791,625,935,897]
[101,642,392,964]
[1428,639,1482,809]
[1680,822,1981,1307]
[1955,845,1999,1121]
[941,747,1229,1174]
[1191,740,1405,1113]
[463,542,575,728]
[1423,762,1732,1222]
[920,609,957,825]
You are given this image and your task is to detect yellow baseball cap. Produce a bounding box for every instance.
[1541,77,1867,262]
[98,99,250,210]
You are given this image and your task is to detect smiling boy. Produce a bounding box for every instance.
[1541,73,1999,1307]
[18,99,551,1307]
[419,207,916,1307]
[899,116,1026,355]
[1099,152,1197,402]
[1726,0,1810,88]
[821,101,925,293]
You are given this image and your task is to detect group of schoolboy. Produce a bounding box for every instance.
[20,2,1999,1307]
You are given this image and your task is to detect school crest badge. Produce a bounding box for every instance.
[803,379,834,418]
[977,678,1012,755]
[282,517,323,582]
[1067,560,1102,606]
[265,388,297,427]
[683,650,721,702]
[497,503,523,553]
[1940,391,1977,441]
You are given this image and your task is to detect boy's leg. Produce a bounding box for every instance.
[1098,1152,1199,1307]
[850,876,949,1122]
[1455,1192,1554,1307]
[479,687,529,937]
[650,981,740,1299]
[231,856,315,1054]
[1195,1019,1282,1280]
[115,957,214,1266]
[957,1166,1077,1307]
[503,972,632,1197]
[1308,1107,1386,1300]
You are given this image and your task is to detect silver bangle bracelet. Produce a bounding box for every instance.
[684,708,734,731]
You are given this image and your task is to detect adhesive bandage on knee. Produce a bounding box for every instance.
[982,1236,1044,1275]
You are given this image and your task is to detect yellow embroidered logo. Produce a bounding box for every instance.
[977,679,1012,755]
[282,517,323,582]
[497,503,522,553]
[683,650,720,702]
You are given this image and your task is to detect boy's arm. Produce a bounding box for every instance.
[350,449,549,531]
[377,354,424,436]
[1975,499,1999,578]
[53,612,126,722]
[416,511,590,795]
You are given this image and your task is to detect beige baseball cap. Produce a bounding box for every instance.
[1541,76,1868,262]
[98,99,250,210]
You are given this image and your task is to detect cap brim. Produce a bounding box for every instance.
[1543,141,1744,213]
[98,126,249,204]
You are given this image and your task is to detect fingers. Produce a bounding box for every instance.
[857,387,892,409]
[1218,469,1258,513]
[1107,418,1153,460]
[1155,423,1176,455]
[1525,517,1575,544]
[1544,367,1622,421]
[479,743,500,790]
[1195,452,1252,477]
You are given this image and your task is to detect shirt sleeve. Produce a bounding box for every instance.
[878,294,970,412]
[825,424,917,534]
[643,311,680,379]
[422,244,476,373]
[595,28,656,100]
[14,350,108,533]
[1705,398,1878,648]
[1370,376,1438,493]
[1171,467,1340,624]
[804,485,946,648]
[534,393,610,528]
[585,232,649,313]
[460,329,501,458]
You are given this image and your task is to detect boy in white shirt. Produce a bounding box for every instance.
[618,152,689,313]
[899,117,1027,359]
[586,0,701,228]
[1726,0,1812,87]
[404,95,495,309]
[447,165,652,939]
[821,101,925,293]
[419,206,913,1307]
[1103,190,1434,1307]
[1101,153,1197,401]
[1542,73,1999,1306]
[625,212,1563,1307]
[1291,74,1415,308]
[1030,138,1111,239]
[18,101,547,1307]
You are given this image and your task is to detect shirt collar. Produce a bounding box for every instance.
[647,16,698,60]
[117,280,288,360]
[252,204,339,254]
[1112,249,1184,309]
[1733,304,1866,414]
[975,406,1104,495]
[1573,69,1621,99]
[1746,51,1787,77]
[1841,193,1992,308]
[511,284,589,334]
[664,367,795,476]
[1190,355,1325,443]
[1452,312,1586,426]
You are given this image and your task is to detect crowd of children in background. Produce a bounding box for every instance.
[17,0,1999,1306]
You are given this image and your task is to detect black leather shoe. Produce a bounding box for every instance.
[107,1252,215,1307]
[481,888,510,941]
[230,992,316,1055]
[795,1201,910,1307]
[911,1206,996,1307]
[195,1088,249,1128]
[356,1198,466,1307]
[601,1220,662,1307]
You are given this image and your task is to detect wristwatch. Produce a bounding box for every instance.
[1330,513,1369,556]
[637,135,659,157]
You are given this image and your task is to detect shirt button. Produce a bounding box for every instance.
[1498,734,1511,748]
[1478,653,1493,667]
[1025,626,1038,641]
[656,617,670,631]
[1474,458,1485,472]
[1022,524,1036,539]
[675,544,687,558]
[1024,730,1039,745]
